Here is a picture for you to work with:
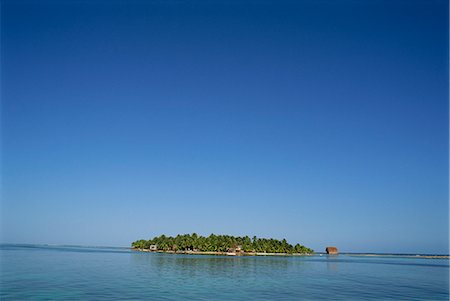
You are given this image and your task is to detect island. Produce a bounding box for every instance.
[131,233,314,256]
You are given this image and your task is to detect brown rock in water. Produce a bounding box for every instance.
[326,247,338,254]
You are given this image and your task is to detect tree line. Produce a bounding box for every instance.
[131,233,314,254]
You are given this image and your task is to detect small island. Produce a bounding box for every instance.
[131,233,314,256]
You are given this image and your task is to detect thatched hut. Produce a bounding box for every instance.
[227,245,243,255]
[325,246,338,255]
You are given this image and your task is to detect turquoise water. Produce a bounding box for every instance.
[1,244,448,300]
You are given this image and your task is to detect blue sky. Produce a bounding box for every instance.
[1,0,448,254]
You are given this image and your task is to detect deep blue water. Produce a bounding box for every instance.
[1,244,448,300]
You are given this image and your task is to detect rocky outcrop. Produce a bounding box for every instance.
[326,247,338,254]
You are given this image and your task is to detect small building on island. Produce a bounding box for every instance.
[227,245,243,256]
[325,246,338,255]
[149,244,158,251]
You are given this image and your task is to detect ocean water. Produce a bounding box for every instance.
[0,244,448,300]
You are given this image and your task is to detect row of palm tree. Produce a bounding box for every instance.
[131,233,314,254]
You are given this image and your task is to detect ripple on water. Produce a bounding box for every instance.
[0,245,448,300]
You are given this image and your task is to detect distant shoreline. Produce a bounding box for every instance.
[131,248,313,257]
[341,253,449,259]
[132,248,449,259]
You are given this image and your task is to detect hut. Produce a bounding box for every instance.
[227,248,236,255]
[325,246,338,255]
[227,245,243,256]
[149,244,158,251]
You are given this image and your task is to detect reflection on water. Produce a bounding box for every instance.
[326,260,338,272]
[131,252,293,270]
[130,252,299,289]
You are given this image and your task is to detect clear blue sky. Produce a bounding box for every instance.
[1,0,448,254]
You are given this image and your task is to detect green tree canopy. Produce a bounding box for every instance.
[132,233,314,254]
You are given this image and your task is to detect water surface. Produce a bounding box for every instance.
[1,244,448,300]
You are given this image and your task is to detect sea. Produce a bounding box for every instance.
[1,244,448,300]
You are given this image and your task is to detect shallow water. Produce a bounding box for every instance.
[1,244,448,300]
